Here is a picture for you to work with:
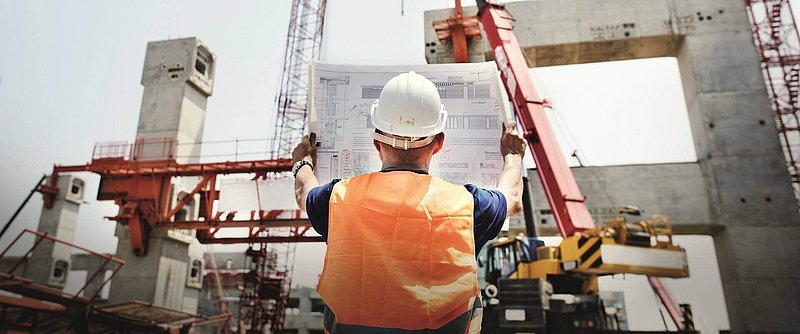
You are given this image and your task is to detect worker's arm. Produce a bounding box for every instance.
[293,133,319,212]
[497,121,527,217]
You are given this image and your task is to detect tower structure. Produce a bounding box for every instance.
[24,175,85,288]
[233,1,327,331]
[134,37,214,163]
[271,0,327,158]
[746,0,800,205]
[108,38,215,313]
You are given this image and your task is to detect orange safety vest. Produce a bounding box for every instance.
[317,171,480,331]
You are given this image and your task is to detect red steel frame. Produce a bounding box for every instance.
[746,0,800,206]
[478,2,594,237]
[0,229,125,302]
[432,0,481,63]
[39,142,321,256]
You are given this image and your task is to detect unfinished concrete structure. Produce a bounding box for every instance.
[23,174,85,288]
[424,1,800,332]
[108,37,215,313]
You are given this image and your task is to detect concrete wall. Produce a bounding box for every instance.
[527,163,714,236]
[425,1,800,332]
[109,228,204,313]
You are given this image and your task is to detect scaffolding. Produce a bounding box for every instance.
[271,0,328,159]
[244,0,329,331]
[746,0,800,206]
[236,244,295,333]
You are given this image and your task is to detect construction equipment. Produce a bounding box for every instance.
[746,0,800,206]
[482,211,691,333]
[436,1,697,332]
[37,138,320,255]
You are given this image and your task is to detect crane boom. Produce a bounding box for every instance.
[472,2,691,331]
[477,2,595,237]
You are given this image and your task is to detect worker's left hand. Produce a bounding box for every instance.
[292,132,318,167]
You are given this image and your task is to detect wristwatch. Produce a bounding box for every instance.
[292,160,314,178]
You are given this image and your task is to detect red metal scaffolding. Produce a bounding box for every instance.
[432,0,481,63]
[39,139,321,256]
[236,244,295,333]
[271,0,328,159]
[255,0,328,332]
[746,0,800,206]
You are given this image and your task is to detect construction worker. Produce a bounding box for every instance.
[292,71,526,333]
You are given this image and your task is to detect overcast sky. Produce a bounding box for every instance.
[0,0,723,332]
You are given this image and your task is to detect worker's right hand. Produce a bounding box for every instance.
[500,121,527,158]
[292,132,318,168]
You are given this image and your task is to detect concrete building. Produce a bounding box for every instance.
[23,174,85,289]
[0,174,88,290]
[108,37,215,313]
[197,252,248,334]
[424,1,800,332]
[283,286,325,334]
[198,252,324,334]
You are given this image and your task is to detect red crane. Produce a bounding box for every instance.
[432,0,482,63]
[38,139,320,256]
[746,0,800,206]
[471,0,689,330]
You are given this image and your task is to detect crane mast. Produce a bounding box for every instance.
[272,0,328,158]
[237,0,328,332]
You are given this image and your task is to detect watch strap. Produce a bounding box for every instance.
[293,160,313,178]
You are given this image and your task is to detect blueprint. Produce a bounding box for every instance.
[308,62,510,189]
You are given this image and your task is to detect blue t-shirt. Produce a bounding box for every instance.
[305,171,507,253]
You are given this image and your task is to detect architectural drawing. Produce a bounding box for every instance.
[309,62,509,189]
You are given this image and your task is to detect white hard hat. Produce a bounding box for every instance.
[370,71,447,150]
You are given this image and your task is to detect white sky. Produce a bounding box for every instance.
[0,0,724,331]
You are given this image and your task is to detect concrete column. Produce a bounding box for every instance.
[109,37,214,313]
[24,174,84,288]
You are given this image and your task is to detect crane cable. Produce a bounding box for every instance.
[532,71,618,211]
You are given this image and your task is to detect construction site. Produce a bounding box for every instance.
[0,0,798,333]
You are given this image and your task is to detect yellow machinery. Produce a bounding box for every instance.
[482,211,694,333]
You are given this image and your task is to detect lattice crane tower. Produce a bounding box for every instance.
[746,0,800,206]
[272,0,328,158]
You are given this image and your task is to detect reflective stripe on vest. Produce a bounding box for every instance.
[317,171,479,330]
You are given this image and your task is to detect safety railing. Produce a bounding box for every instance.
[92,140,131,160]
[91,137,283,163]
[0,229,125,301]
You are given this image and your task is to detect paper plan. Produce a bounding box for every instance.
[309,62,509,189]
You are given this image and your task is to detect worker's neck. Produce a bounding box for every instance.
[381,161,430,173]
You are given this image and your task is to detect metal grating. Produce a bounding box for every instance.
[746,0,800,206]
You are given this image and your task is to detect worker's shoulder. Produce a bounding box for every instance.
[428,175,461,187]
[429,176,474,196]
